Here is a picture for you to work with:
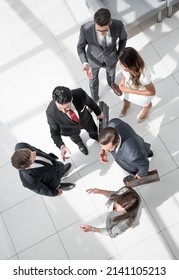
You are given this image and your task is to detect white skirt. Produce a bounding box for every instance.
[124,93,153,106]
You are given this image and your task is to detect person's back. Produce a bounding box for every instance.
[99,118,153,177]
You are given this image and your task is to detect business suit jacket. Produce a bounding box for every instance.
[108,118,151,177]
[16,143,65,197]
[46,88,101,149]
[77,19,127,67]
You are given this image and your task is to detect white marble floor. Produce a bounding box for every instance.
[0,0,179,260]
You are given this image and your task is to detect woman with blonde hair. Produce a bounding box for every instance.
[119,47,156,122]
[80,186,141,238]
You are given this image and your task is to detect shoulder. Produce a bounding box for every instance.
[111,19,124,26]
[81,21,94,32]
[72,88,86,97]
[46,100,56,114]
[108,118,128,129]
[140,65,152,84]
[15,142,31,151]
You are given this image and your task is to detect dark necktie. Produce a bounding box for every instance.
[68,109,80,123]
[101,36,107,49]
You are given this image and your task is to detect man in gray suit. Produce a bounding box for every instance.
[77,8,127,102]
[98,118,153,178]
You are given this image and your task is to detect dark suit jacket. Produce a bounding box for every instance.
[16,143,64,197]
[77,19,127,67]
[46,88,101,149]
[108,118,151,177]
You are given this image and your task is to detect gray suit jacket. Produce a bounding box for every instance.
[77,19,127,67]
[108,118,151,177]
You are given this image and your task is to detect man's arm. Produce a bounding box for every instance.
[117,22,127,56]
[20,173,59,197]
[46,113,64,149]
[84,90,101,116]
[77,25,88,64]
[132,156,150,177]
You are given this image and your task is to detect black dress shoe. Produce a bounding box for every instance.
[111,83,122,96]
[62,163,71,176]
[147,150,154,158]
[60,183,76,191]
[78,142,88,155]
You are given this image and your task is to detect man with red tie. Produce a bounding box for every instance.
[46,86,104,159]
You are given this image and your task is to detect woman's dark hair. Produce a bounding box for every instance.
[94,8,111,26]
[110,187,141,223]
[52,86,72,104]
[99,127,119,146]
[120,47,145,87]
[11,149,32,169]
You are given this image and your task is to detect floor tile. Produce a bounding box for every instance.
[0,72,44,123]
[0,43,26,85]
[140,44,169,83]
[141,7,179,42]
[144,129,177,176]
[162,222,179,259]
[0,163,33,212]
[59,212,118,260]
[13,25,61,70]
[28,53,77,105]
[152,27,179,74]
[0,0,44,40]
[2,195,56,253]
[120,233,175,259]
[35,0,77,22]
[0,214,16,259]
[148,76,179,129]
[46,6,88,51]
[0,124,17,167]
[159,118,179,166]
[18,234,68,260]
[140,169,179,231]
[43,172,97,231]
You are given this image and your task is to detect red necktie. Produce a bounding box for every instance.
[68,109,80,123]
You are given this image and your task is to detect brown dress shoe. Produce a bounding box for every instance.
[111,83,122,96]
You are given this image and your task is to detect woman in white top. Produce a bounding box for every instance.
[118,47,156,122]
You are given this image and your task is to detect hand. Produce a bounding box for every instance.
[135,174,142,179]
[119,85,132,93]
[97,112,104,120]
[99,149,108,163]
[86,188,101,194]
[61,146,71,161]
[83,64,93,79]
[80,224,93,232]
[57,189,63,196]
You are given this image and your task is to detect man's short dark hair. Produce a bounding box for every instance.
[52,86,72,104]
[99,127,119,145]
[94,8,111,26]
[11,149,32,169]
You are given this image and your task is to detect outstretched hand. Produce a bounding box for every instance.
[83,64,93,79]
[86,188,102,194]
[61,146,71,161]
[99,149,108,163]
[80,224,93,232]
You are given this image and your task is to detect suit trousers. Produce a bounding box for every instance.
[89,59,117,101]
[70,120,98,145]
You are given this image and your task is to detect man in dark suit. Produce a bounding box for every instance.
[98,118,153,178]
[77,8,127,102]
[46,86,103,159]
[11,142,75,197]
